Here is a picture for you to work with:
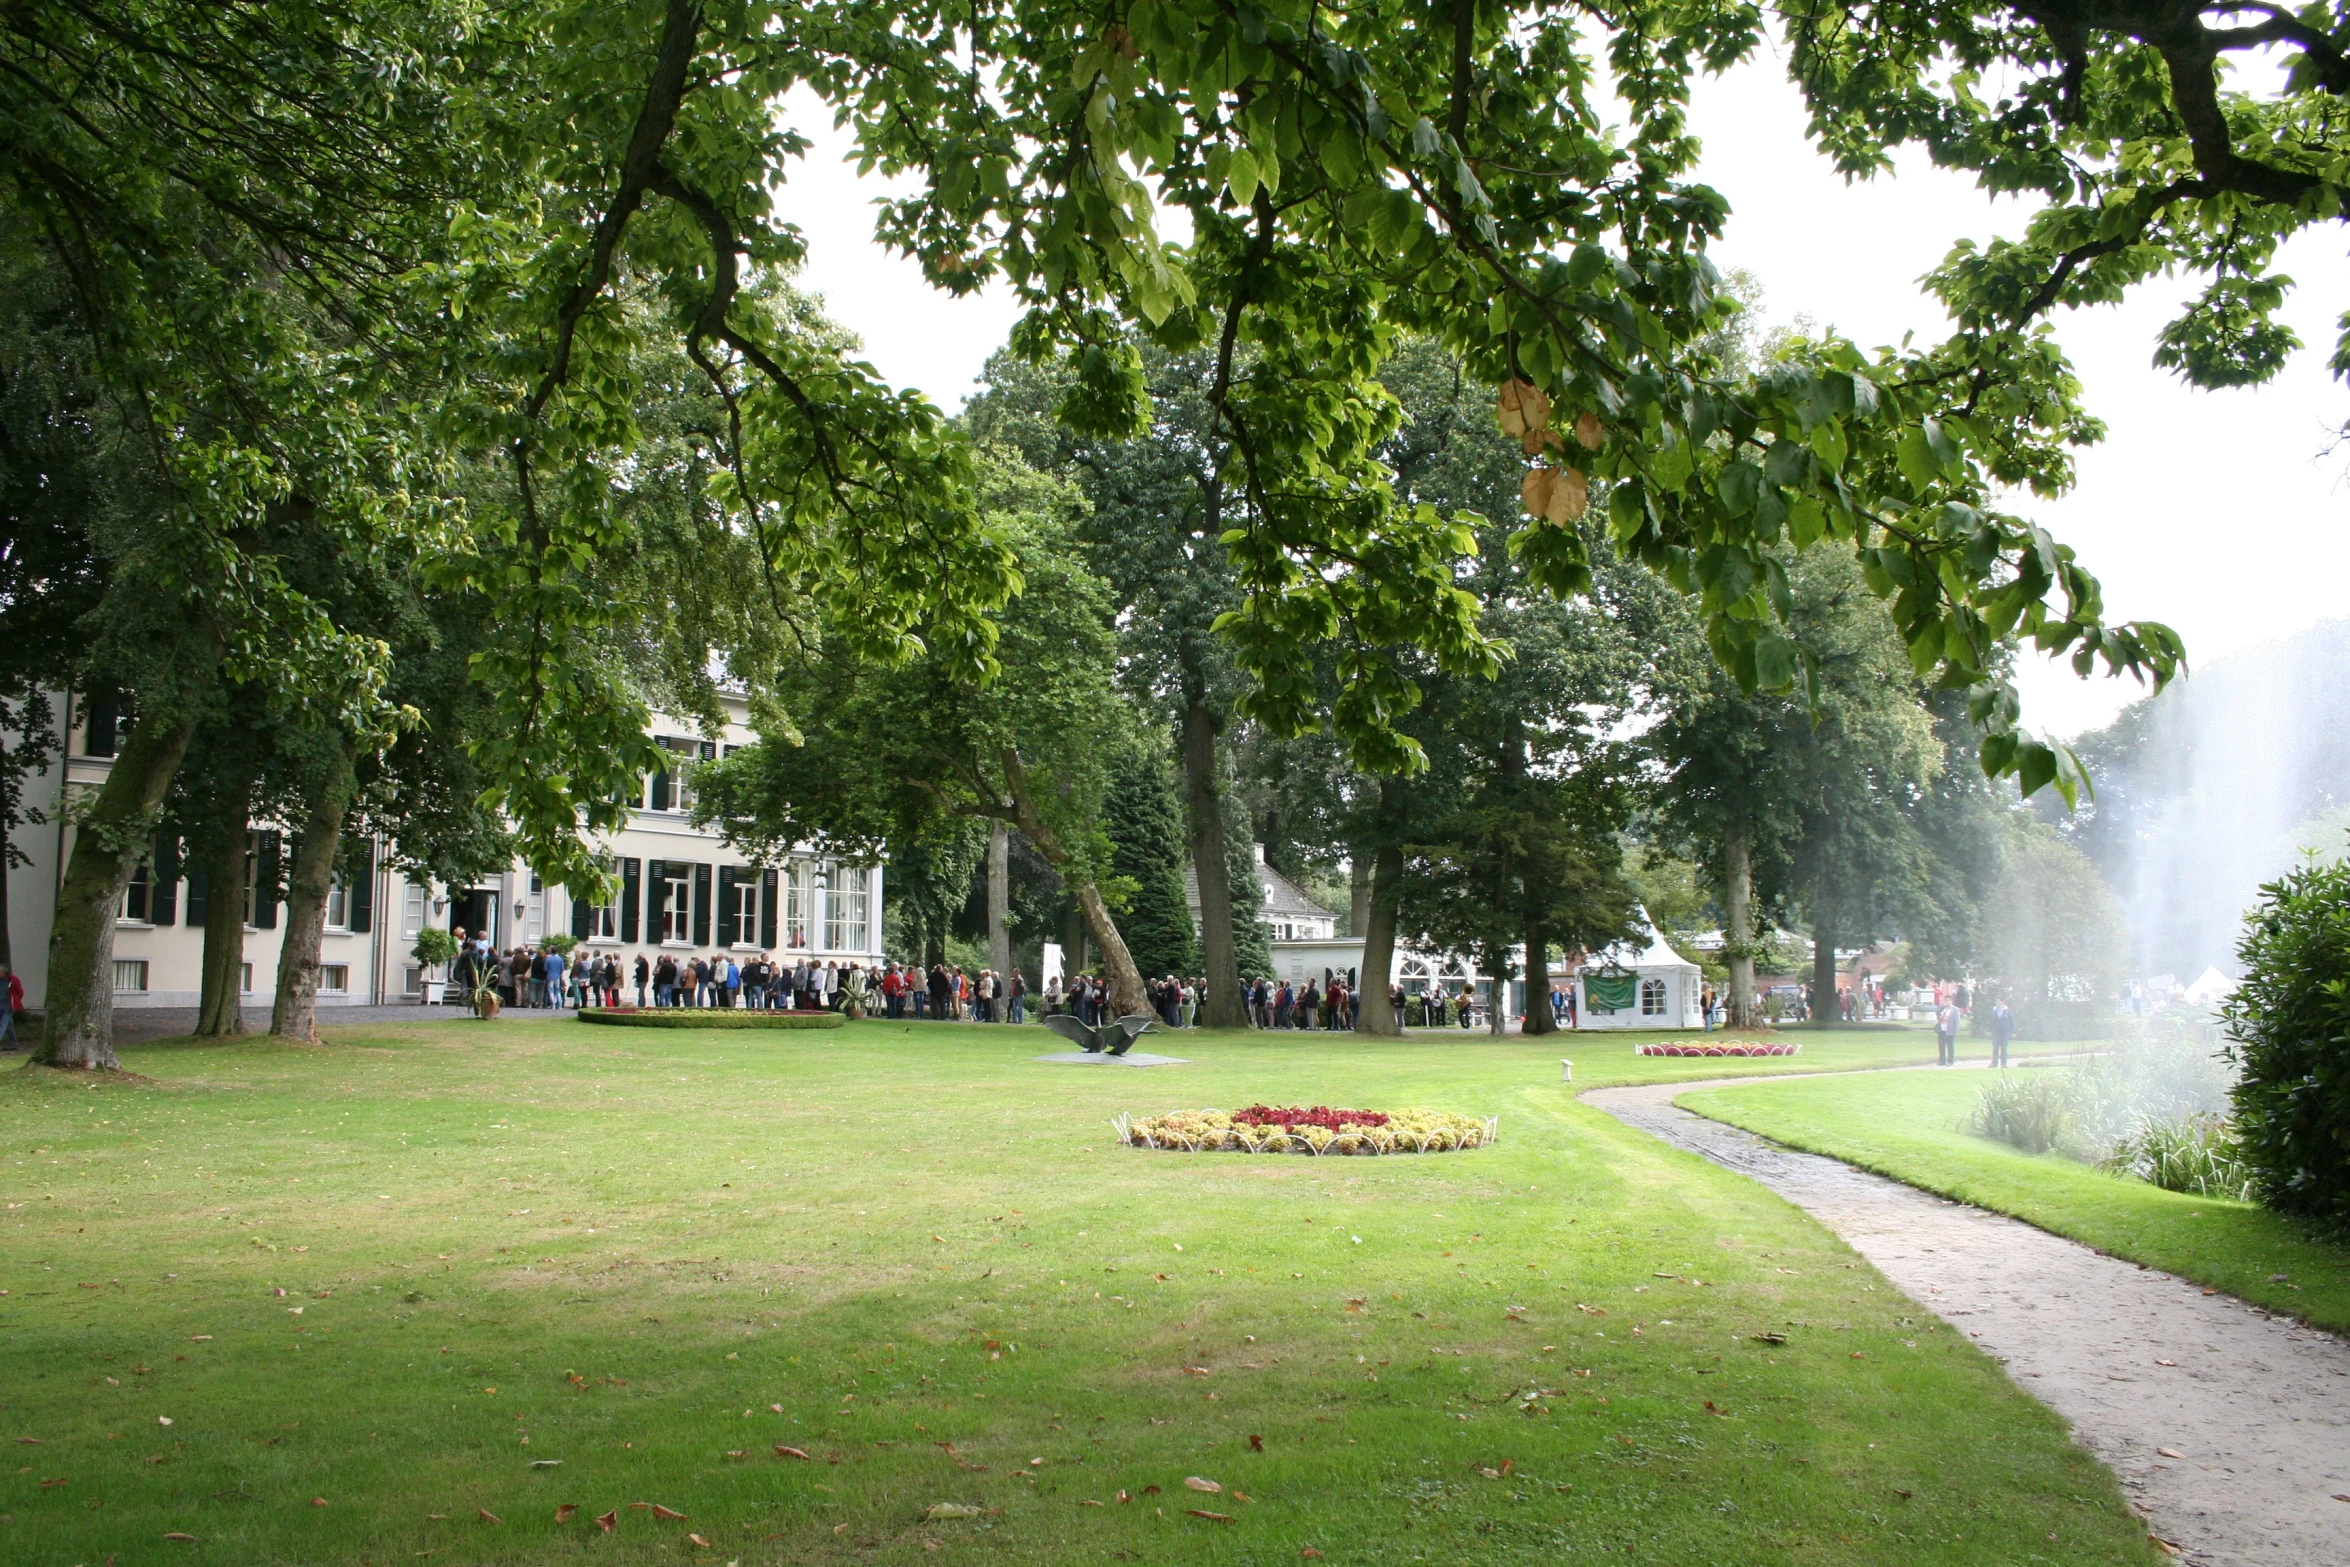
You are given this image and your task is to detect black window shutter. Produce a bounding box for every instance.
[760,868,778,948]
[348,845,373,933]
[571,885,591,940]
[152,831,178,926]
[621,858,641,942]
[716,866,738,947]
[255,832,281,929]
[650,770,672,812]
[691,863,711,945]
[646,859,666,938]
[187,865,208,925]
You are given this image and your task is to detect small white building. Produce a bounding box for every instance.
[1574,913,1703,1030]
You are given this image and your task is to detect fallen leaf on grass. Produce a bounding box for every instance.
[1080,1499,1104,1507]
[1248,1435,1264,1452]
[1184,1477,1222,1493]
[312,1497,329,1507]
[725,1450,749,1459]
[1300,1550,1323,1560]
[1115,1490,1129,1504]
[688,1533,712,1547]
[1750,1332,1786,1345]
[556,1504,578,1523]
[163,1532,197,1542]
[1184,1509,1234,1523]
[2150,1537,2183,1557]
[926,1503,985,1520]
[1231,1491,1252,1504]
[595,1511,616,1534]
[427,1514,447,1521]
[11,1437,35,1445]
[652,1504,688,1521]
[775,1446,813,1460]
[38,1477,66,1488]
[478,1509,501,1523]
[530,1459,561,1469]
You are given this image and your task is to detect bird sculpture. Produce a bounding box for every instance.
[1043,1012,1160,1057]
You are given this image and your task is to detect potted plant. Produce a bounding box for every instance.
[411,926,458,1005]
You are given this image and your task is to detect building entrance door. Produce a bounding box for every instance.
[451,888,500,948]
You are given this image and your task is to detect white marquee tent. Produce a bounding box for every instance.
[1574,911,1703,1030]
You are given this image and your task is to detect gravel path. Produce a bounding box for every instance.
[1584,1076,2350,1567]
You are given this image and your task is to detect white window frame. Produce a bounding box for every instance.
[825,865,868,953]
[732,876,760,949]
[319,963,350,995]
[661,870,693,943]
[587,901,619,942]
[118,858,153,924]
[401,883,427,938]
[325,875,350,932]
[1639,977,1668,1017]
[783,862,811,950]
[240,961,255,995]
[524,872,545,943]
[112,959,149,993]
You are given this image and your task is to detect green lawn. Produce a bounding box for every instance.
[1680,1068,2350,1333]
[0,1019,2163,1565]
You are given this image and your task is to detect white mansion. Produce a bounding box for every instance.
[2,693,882,1011]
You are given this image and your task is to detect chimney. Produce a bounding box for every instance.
[1253,842,1267,865]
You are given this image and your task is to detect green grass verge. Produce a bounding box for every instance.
[578,1008,848,1030]
[0,1021,2162,1565]
[1679,1069,2350,1333]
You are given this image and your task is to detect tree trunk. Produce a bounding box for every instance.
[1356,838,1406,1036]
[272,740,356,1041]
[1723,821,1759,1031]
[1522,915,1556,1036]
[1811,918,1840,1029]
[1181,697,1246,1028]
[1349,852,1370,937]
[1072,877,1148,1018]
[985,819,1011,983]
[36,714,197,1069]
[1000,749,1146,1019]
[194,823,249,1038]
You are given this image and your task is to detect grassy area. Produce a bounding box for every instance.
[1680,1068,2350,1333]
[0,1018,2163,1565]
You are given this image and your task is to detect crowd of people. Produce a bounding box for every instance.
[430,935,1544,1035]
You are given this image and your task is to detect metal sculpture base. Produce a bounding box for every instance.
[1033,1049,1190,1067]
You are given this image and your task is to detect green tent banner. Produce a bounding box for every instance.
[1585,972,1636,1014]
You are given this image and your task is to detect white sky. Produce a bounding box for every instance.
[776,50,2350,743]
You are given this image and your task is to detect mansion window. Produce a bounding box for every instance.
[825,865,868,952]
[661,867,694,943]
[783,862,811,949]
[733,876,760,947]
[326,875,349,931]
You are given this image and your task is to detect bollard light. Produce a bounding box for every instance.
[1560,1059,1573,1082]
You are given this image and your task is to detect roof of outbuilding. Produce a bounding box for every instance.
[1182,850,1336,921]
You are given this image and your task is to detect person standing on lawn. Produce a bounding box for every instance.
[1989,995,2016,1068]
[1936,995,1963,1066]
[0,962,21,1051]
[634,953,650,1007]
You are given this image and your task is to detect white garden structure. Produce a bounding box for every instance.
[1574,912,1703,1030]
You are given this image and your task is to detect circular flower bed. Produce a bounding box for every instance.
[1634,1040,1800,1057]
[1115,1106,1495,1154]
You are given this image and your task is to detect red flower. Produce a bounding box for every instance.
[1230,1105,1390,1131]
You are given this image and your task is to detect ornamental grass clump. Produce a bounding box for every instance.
[1118,1107,1492,1154]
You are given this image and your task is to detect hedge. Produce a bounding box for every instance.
[575,1007,847,1031]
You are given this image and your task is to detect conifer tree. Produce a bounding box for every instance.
[1106,745,1198,981]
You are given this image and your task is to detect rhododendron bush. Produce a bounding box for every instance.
[1634,1041,1801,1058]
[1116,1108,1494,1155]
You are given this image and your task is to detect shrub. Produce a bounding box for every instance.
[2102,1112,2253,1202]
[410,927,458,967]
[575,1008,845,1031]
[2223,857,2350,1231]
[1967,1071,2080,1157]
[542,933,579,956]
